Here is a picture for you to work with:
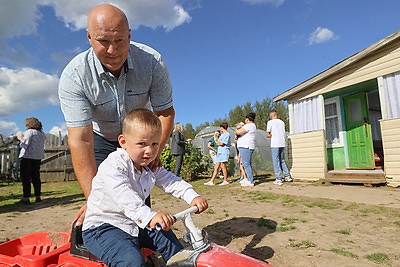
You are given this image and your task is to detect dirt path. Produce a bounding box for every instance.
[1,179,400,266]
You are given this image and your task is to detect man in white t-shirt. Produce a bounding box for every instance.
[266,110,292,185]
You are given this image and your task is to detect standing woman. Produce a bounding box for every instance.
[18,117,46,204]
[207,130,220,164]
[235,112,257,187]
[204,122,231,186]
[171,122,187,177]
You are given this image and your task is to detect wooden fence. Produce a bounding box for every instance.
[0,134,76,182]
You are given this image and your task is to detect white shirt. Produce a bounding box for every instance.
[83,148,200,236]
[266,119,286,148]
[237,123,257,150]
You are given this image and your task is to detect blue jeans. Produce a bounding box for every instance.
[83,223,183,267]
[271,147,290,181]
[238,148,254,184]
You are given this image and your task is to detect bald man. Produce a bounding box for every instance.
[58,4,175,228]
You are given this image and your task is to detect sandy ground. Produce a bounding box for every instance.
[1,176,400,267]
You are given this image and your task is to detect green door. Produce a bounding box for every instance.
[343,92,375,169]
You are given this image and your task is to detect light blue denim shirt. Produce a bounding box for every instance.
[19,129,46,160]
[58,41,173,141]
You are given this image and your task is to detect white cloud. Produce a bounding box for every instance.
[0,67,59,117]
[0,121,20,137]
[241,0,285,7]
[0,1,41,43]
[37,0,191,31]
[49,123,68,138]
[309,27,338,45]
[0,0,192,44]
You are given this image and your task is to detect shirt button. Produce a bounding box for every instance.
[137,220,142,224]
[144,189,147,192]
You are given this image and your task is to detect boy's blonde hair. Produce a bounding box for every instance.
[122,109,162,135]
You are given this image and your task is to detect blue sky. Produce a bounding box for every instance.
[0,0,399,137]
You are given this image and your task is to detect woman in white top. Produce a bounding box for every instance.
[235,112,257,187]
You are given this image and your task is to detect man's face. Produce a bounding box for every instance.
[118,127,161,170]
[87,21,130,75]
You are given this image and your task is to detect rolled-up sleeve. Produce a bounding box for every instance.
[149,57,173,111]
[58,67,93,128]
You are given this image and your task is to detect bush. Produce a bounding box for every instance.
[181,144,211,180]
[160,144,212,180]
[160,144,175,172]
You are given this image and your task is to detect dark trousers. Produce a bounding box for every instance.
[83,223,183,266]
[93,133,151,207]
[20,158,42,198]
[173,154,184,177]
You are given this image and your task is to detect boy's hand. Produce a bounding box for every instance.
[149,212,175,231]
[190,196,208,214]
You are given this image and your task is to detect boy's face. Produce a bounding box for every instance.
[118,126,162,170]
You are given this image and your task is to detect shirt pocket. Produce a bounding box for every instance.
[92,97,118,122]
[125,88,150,111]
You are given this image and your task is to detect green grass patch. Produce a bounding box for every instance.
[394,221,400,227]
[304,198,339,210]
[364,253,390,265]
[248,192,279,201]
[359,206,388,215]
[0,181,84,212]
[329,248,358,258]
[257,217,276,229]
[289,240,316,249]
[204,208,215,214]
[343,203,361,211]
[336,228,352,235]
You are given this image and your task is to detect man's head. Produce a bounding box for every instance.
[118,109,162,170]
[87,4,131,77]
[269,110,278,119]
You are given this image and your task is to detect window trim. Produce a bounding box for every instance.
[324,96,343,148]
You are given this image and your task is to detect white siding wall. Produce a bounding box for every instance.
[381,118,400,187]
[287,130,326,181]
[293,43,400,101]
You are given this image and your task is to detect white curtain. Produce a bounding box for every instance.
[383,71,400,119]
[292,96,322,134]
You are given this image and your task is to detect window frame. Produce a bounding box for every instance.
[324,96,343,148]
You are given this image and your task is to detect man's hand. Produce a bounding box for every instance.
[68,203,87,241]
[148,155,162,172]
[190,196,208,214]
[149,212,175,231]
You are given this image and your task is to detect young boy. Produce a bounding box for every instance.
[82,109,208,267]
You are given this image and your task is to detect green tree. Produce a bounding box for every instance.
[183,123,196,140]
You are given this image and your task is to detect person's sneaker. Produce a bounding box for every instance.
[236,178,243,182]
[273,179,283,186]
[239,178,248,184]
[284,177,293,182]
[219,181,229,186]
[241,182,254,187]
[35,197,42,203]
[204,181,214,186]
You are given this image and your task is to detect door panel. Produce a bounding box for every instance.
[343,92,374,169]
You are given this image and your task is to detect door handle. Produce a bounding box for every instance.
[363,118,368,137]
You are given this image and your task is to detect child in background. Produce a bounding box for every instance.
[82,109,208,267]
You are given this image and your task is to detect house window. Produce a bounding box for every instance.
[324,97,342,146]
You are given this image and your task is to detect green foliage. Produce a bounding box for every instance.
[329,248,358,258]
[336,228,352,235]
[180,144,211,180]
[160,144,175,172]
[289,240,317,249]
[364,253,390,264]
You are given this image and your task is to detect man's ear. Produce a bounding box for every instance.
[118,134,126,148]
